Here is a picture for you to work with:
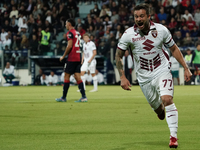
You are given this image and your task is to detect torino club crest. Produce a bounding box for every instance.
[151,30,157,38]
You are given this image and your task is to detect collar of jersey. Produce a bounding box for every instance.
[85,40,91,44]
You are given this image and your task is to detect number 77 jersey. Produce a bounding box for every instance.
[66,29,81,62]
[117,22,174,85]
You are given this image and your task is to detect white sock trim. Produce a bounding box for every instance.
[165,103,178,138]
[92,75,98,90]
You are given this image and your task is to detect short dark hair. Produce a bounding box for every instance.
[186,48,191,51]
[133,3,150,16]
[67,18,75,27]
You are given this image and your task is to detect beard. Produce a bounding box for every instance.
[136,18,150,32]
[141,20,150,31]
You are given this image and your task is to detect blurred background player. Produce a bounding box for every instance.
[184,48,193,85]
[184,48,193,68]
[3,62,15,84]
[122,50,133,84]
[170,55,180,85]
[40,74,49,86]
[190,42,200,85]
[80,33,98,92]
[48,71,58,86]
[56,19,87,102]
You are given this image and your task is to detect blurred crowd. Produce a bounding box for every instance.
[1,0,200,63]
[0,0,81,67]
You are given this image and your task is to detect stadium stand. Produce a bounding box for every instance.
[0,0,200,85]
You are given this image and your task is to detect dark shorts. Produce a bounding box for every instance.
[171,70,179,78]
[64,61,81,74]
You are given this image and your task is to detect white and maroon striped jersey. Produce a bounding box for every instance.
[83,41,97,62]
[118,21,174,85]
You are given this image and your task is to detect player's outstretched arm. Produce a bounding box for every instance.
[115,48,131,91]
[169,44,192,82]
[60,40,73,62]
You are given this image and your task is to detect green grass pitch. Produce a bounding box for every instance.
[0,85,200,150]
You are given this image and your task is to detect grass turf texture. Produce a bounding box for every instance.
[0,85,199,150]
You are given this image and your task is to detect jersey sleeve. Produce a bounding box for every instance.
[66,32,73,41]
[91,42,96,50]
[163,26,175,48]
[117,31,129,51]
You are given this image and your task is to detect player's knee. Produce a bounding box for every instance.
[64,73,70,79]
[161,95,173,106]
[74,75,81,81]
[75,76,80,81]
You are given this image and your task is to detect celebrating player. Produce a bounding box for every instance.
[80,33,98,92]
[115,4,192,148]
[56,19,87,103]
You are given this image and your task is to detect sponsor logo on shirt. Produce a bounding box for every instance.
[143,39,154,51]
[132,36,146,42]
[143,51,156,55]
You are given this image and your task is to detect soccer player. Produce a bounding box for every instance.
[115,4,192,148]
[56,19,87,102]
[170,55,180,85]
[80,33,98,92]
